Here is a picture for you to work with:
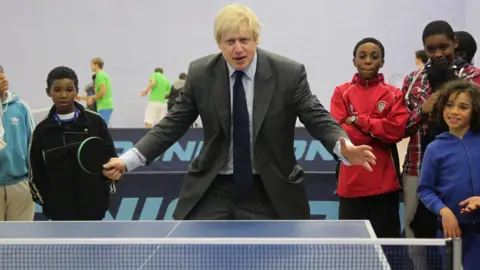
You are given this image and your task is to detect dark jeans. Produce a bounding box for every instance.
[339,191,401,238]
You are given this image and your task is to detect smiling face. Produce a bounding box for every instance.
[424,34,458,67]
[443,92,472,137]
[218,25,258,71]
[353,42,384,80]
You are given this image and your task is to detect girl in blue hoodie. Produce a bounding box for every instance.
[418,80,480,270]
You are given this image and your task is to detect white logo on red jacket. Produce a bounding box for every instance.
[377,101,387,113]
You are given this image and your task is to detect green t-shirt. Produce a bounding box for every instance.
[149,72,171,103]
[95,70,114,110]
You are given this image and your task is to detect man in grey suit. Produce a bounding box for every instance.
[103,4,376,220]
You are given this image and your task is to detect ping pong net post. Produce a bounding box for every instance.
[0,237,461,269]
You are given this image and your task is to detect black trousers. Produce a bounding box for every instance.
[185,175,278,220]
[339,191,401,238]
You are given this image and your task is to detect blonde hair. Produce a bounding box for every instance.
[214,4,261,44]
[91,57,104,69]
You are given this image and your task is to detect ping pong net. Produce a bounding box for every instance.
[0,238,461,269]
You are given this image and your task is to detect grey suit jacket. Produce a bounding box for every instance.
[135,48,348,220]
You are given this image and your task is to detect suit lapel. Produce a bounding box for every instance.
[253,49,275,143]
[212,59,231,138]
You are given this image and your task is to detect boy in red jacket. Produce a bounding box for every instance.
[330,37,409,238]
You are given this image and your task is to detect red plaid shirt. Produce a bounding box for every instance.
[402,64,480,176]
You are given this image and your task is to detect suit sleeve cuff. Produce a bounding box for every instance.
[334,139,353,166]
[120,148,147,172]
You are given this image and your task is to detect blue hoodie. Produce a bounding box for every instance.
[0,92,35,185]
[418,130,480,225]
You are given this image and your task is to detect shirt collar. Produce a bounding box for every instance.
[352,73,384,87]
[226,52,257,80]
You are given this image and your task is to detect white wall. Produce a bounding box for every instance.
[0,0,467,127]
[465,0,480,64]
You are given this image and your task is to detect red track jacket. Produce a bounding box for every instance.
[330,74,408,198]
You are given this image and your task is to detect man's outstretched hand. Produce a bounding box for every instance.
[103,158,127,180]
[339,137,376,172]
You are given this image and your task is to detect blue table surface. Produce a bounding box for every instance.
[0,220,393,269]
[0,220,375,239]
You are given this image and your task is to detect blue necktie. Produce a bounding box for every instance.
[232,71,253,192]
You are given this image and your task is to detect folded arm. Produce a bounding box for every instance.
[354,91,409,143]
[330,87,373,146]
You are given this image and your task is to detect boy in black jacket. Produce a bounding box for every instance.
[29,66,117,220]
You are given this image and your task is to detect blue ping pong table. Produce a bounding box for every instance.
[0,220,392,269]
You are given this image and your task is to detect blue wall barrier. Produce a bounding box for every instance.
[110,128,338,173]
[33,128,405,230]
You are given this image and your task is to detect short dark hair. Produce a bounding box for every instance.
[415,50,428,64]
[155,68,164,73]
[455,30,477,63]
[422,20,455,44]
[434,80,480,133]
[46,66,79,92]
[353,37,385,60]
[0,65,4,74]
[179,72,187,80]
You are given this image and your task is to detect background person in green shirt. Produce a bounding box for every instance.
[141,68,171,128]
[86,57,114,125]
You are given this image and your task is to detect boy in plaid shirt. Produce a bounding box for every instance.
[402,20,480,269]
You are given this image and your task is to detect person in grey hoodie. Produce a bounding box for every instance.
[167,72,187,111]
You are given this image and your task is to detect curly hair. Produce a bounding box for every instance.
[434,79,480,133]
